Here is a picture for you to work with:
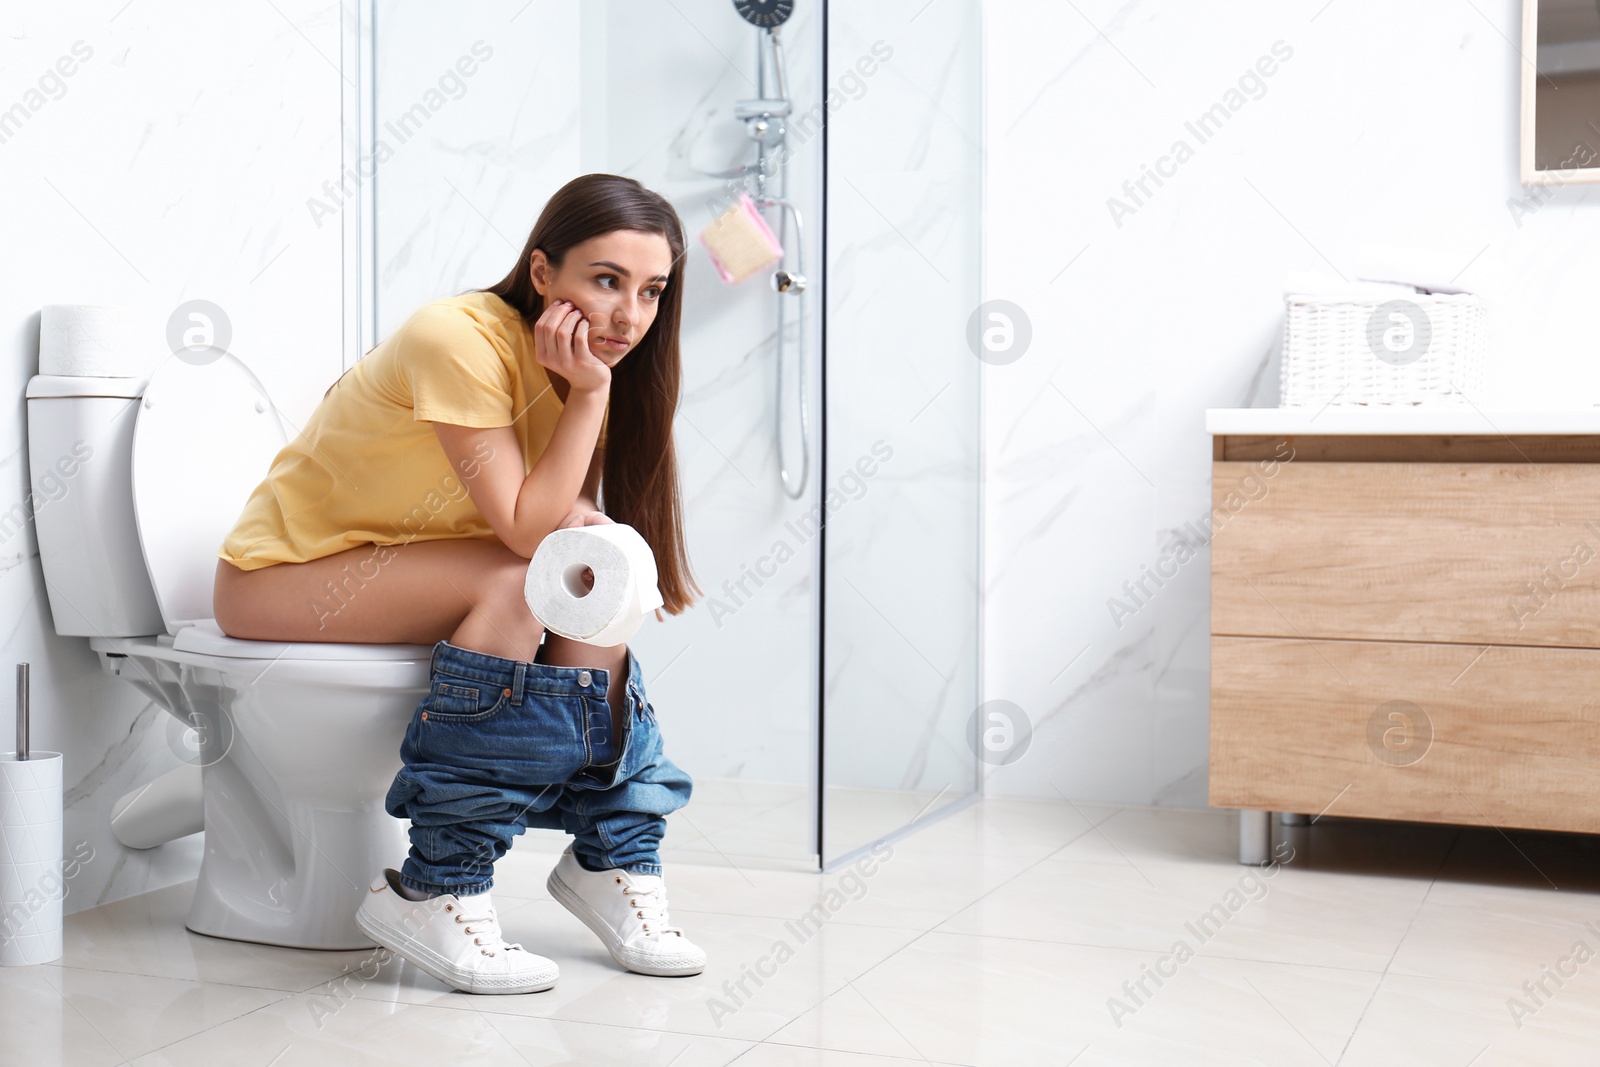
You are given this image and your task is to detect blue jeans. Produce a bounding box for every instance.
[383,639,693,896]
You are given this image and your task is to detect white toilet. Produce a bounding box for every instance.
[26,353,436,950]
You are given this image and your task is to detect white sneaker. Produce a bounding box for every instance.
[354,868,558,994]
[546,846,706,977]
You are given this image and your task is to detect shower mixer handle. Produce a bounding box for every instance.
[771,270,806,294]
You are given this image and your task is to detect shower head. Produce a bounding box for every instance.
[733,0,793,28]
[732,0,794,126]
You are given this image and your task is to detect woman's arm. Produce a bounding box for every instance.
[431,299,611,557]
[434,398,603,558]
[575,446,603,514]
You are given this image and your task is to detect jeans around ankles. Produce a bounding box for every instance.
[383,638,693,897]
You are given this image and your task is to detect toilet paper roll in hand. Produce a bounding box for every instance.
[524,523,664,647]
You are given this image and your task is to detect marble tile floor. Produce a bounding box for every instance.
[9,796,1600,1066]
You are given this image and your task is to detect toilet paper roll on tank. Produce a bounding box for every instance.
[38,304,160,378]
[525,524,664,647]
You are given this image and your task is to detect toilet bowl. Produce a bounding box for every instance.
[27,353,435,950]
[93,627,432,948]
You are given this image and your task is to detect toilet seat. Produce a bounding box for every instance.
[172,618,434,662]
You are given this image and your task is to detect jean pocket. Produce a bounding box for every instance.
[418,685,587,780]
[421,679,511,724]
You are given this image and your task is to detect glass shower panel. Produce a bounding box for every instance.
[821,0,984,867]
[371,0,824,870]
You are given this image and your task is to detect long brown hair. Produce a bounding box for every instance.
[476,173,701,618]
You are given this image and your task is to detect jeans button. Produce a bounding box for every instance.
[577,670,592,687]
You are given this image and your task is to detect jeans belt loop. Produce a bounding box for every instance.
[511,661,526,705]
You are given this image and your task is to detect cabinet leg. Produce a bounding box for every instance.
[1238,809,1271,865]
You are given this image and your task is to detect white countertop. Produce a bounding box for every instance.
[1206,407,1600,435]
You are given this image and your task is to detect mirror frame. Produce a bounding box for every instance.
[1520,0,1600,185]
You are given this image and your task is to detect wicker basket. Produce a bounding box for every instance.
[1278,291,1486,406]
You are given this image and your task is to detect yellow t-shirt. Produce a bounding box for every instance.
[217,291,607,571]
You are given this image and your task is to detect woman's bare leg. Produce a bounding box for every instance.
[213,538,547,661]
[214,538,632,729]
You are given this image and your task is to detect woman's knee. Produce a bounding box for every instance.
[472,551,546,625]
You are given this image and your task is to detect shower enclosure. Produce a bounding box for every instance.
[343,0,982,870]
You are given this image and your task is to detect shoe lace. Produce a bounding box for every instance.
[449,900,525,957]
[620,877,685,939]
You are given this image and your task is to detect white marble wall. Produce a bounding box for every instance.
[981,0,1600,805]
[1,1,345,911]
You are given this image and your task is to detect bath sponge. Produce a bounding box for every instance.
[698,193,784,285]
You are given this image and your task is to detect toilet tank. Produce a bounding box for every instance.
[24,375,164,637]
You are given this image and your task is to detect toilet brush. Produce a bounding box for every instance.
[16,663,27,760]
[0,663,64,965]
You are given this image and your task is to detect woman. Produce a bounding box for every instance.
[213,173,705,994]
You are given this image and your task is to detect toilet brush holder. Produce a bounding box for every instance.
[1,663,63,966]
[0,751,64,965]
